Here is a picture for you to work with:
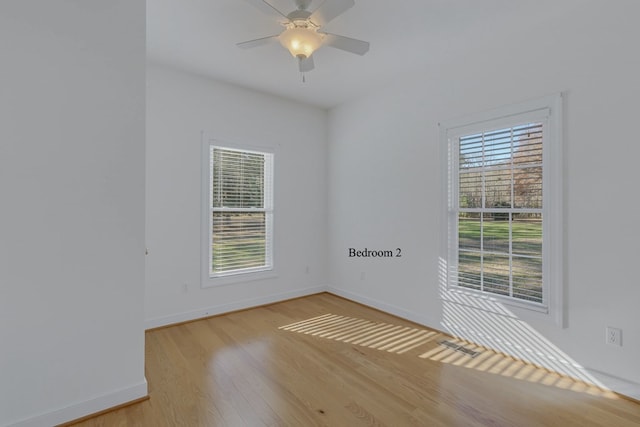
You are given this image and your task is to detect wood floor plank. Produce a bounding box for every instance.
[70,293,640,426]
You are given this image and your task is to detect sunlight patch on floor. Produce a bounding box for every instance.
[280,313,620,400]
[279,313,439,354]
[419,337,619,399]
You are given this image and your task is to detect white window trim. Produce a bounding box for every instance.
[439,94,564,327]
[201,133,277,288]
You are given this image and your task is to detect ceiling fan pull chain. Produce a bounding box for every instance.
[298,56,306,83]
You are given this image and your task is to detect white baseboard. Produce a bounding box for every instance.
[586,368,640,401]
[326,286,432,328]
[5,380,148,427]
[144,285,327,330]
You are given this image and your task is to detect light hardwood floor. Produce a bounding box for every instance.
[70,293,640,426]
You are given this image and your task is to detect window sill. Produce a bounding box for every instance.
[202,269,278,288]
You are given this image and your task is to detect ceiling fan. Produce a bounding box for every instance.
[237,0,369,78]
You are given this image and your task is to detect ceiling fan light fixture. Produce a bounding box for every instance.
[238,0,368,75]
[279,26,323,59]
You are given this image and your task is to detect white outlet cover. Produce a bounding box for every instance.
[606,327,622,347]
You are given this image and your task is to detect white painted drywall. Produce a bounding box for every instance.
[145,64,328,327]
[0,1,147,426]
[327,1,640,396]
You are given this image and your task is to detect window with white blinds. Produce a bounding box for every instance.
[208,145,273,278]
[457,123,543,304]
[441,94,563,321]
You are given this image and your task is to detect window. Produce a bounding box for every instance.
[202,141,274,284]
[440,95,563,323]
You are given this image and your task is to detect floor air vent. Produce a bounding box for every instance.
[438,340,482,358]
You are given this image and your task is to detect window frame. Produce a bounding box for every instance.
[439,94,564,326]
[201,135,276,288]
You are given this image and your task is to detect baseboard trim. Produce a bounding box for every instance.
[586,368,640,402]
[144,285,328,330]
[57,395,149,427]
[5,380,148,427]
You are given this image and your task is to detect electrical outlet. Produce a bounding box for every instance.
[181,283,189,294]
[360,272,365,280]
[606,327,622,347]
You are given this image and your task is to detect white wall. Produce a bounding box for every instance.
[0,1,147,426]
[327,1,640,397]
[145,64,328,327]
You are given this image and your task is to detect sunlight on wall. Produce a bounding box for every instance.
[438,256,607,388]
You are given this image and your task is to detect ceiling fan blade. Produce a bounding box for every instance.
[242,0,288,19]
[309,0,355,27]
[236,35,281,49]
[322,33,369,55]
[299,55,315,72]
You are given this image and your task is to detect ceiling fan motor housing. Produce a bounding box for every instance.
[294,0,313,11]
[287,9,312,21]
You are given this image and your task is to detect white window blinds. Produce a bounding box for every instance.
[209,146,273,277]
[456,122,544,304]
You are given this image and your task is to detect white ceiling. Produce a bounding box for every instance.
[147,0,583,109]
